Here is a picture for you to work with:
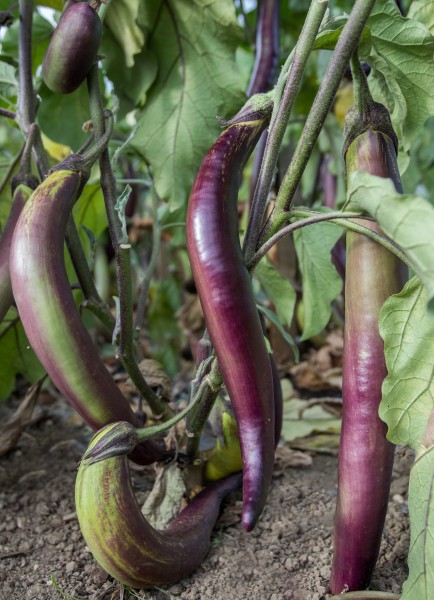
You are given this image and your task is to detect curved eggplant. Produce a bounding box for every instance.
[0,179,37,322]
[42,2,102,94]
[9,167,166,465]
[76,424,241,588]
[329,129,406,593]
[186,101,274,531]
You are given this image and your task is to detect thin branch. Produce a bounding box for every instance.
[269,0,377,230]
[243,0,328,262]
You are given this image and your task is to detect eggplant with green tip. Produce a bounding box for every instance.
[42,1,102,94]
[76,423,242,588]
[9,162,166,465]
[0,177,38,323]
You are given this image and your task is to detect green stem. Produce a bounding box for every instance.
[0,108,15,120]
[86,65,171,419]
[350,49,372,116]
[248,209,414,273]
[269,0,377,231]
[243,0,327,262]
[65,218,115,335]
[185,358,223,458]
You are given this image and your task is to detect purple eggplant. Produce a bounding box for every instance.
[76,424,242,588]
[42,1,102,94]
[329,129,406,593]
[187,99,275,531]
[9,165,166,465]
[247,0,280,97]
[0,177,38,323]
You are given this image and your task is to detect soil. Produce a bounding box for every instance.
[0,394,411,600]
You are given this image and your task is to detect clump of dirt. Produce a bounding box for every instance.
[0,396,410,600]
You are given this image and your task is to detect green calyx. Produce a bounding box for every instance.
[343,101,398,159]
[220,91,274,127]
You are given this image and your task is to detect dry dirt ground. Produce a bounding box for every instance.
[0,395,410,600]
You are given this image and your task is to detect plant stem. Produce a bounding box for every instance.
[248,209,414,273]
[17,0,49,177]
[268,0,377,232]
[350,49,371,116]
[86,65,172,419]
[134,189,161,333]
[65,218,115,334]
[0,150,22,199]
[0,108,15,120]
[186,358,224,457]
[243,0,327,262]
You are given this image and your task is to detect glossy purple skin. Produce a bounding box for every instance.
[329,131,406,593]
[187,119,275,531]
[0,185,32,323]
[9,170,165,466]
[247,0,280,96]
[42,2,102,94]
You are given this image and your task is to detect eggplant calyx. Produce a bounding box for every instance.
[81,422,139,465]
[343,100,398,159]
[219,91,274,127]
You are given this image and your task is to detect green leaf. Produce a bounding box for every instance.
[256,304,299,362]
[360,0,434,168]
[293,220,343,340]
[37,83,88,149]
[0,309,45,401]
[101,29,157,118]
[313,17,371,51]
[0,60,17,97]
[401,438,434,600]
[379,276,434,448]
[105,0,145,68]
[347,172,434,312]
[254,258,296,329]
[379,276,434,600]
[1,13,53,75]
[408,0,434,34]
[132,0,245,209]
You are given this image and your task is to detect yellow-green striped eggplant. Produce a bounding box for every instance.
[0,176,38,323]
[9,165,166,465]
[76,424,241,588]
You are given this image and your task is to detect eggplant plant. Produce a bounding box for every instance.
[1,0,434,597]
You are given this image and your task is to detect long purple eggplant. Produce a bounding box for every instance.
[0,177,38,323]
[329,129,406,593]
[76,425,242,588]
[247,0,280,97]
[187,100,275,531]
[9,164,166,465]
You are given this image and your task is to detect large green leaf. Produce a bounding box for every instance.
[380,278,434,599]
[401,433,434,600]
[132,0,245,209]
[293,220,343,340]
[101,29,157,118]
[347,172,434,312]
[379,276,434,448]
[0,309,45,401]
[105,0,144,68]
[408,0,434,33]
[360,0,434,169]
